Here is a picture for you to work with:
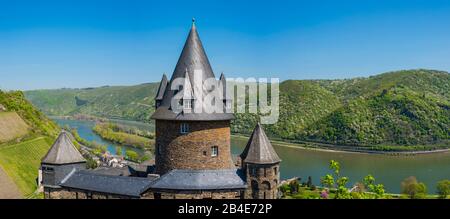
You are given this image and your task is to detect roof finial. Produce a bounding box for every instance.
[192,17,196,26]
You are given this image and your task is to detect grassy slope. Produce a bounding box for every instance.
[0,90,59,198]
[0,137,53,197]
[24,69,450,148]
[0,112,29,142]
[0,90,59,137]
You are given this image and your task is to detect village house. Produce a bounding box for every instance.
[40,20,281,199]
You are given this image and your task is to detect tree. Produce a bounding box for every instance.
[436,180,450,199]
[289,180,300,194]
[363,174,385,198]
[321,174,334,188]
[99,145,107,153]
[335,176,351,199]
[306,176,313,188]
[85,155,98,169]
[320,160,351,199]
[126,150,139,162]
[330,160,340,176]
[401,176,427,199]
[116,146,123,156]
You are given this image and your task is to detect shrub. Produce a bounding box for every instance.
[436,180,450,199]
[289,180,300,194]
[401,176,427,199]
[126,150,139,162]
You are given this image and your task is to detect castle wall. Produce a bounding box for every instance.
[43,187,138,199]
[155,120,234,174]
[244,163,280,199]
[41,163,86,186]
[142,189,243,199]
[44,187,244,199]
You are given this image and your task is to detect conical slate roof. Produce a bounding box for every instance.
[151,20,234,121]
[41,131,86,165]
[169,21,215,89]
[240,123,281,164]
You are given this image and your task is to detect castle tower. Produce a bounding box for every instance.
[240,123,281,199]
[151,20,235,175]
[41,131,86,198]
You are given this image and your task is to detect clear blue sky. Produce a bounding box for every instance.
[1,0,450,90]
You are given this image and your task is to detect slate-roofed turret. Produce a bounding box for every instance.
[151,19,234,121]
[240,123,281,164]
[41,130,86,165]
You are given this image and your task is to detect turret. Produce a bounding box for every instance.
[40,131,86,197]
[240,123,281,199]
[151,19,234,175]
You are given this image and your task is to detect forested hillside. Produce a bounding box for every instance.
[25,69,450,147]
[25,83,159,121]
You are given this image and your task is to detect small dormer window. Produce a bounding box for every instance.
[184,99,192,110]
[180,123,189,134]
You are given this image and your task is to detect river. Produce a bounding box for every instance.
[54,119,450,194]
[54,119,145,156]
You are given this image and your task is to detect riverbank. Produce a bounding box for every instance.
[92,122,154,151]
[52,116,450,155]
[231,134,450,155]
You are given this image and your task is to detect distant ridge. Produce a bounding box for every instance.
[25,69,450,147]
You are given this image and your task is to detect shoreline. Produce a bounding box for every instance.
[50,116,449,155]
[231,134,450,156]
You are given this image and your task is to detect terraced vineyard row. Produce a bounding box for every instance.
[0,137,53,197]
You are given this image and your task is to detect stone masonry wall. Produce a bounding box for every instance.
[244,163,280,199]
[142,189,243,199]
[44,187,137,199]
[155,120,234,174]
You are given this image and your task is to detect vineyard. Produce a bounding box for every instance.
[0,112,29,143]
[0,137,53,197]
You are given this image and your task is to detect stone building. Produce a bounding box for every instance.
[41,20,281,199]
[240,123,281,199]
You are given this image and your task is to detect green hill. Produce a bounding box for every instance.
[0,90,59,138]
[25,83,159,121]
[0,90,59,198]
[24,69,450,148]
